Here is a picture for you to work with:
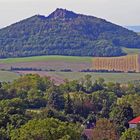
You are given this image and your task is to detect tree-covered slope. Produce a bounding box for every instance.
[0,8,140,58]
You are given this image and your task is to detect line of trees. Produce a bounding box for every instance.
[11,67,73,72]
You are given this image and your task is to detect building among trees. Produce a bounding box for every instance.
[129,116,140,128]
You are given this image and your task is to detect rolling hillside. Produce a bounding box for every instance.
[0,8,140,58]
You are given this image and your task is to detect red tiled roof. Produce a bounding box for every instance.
[129,116,140,124]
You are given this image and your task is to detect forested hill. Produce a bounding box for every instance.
[0,8,140,58]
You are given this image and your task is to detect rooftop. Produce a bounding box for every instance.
[129,116,140,124]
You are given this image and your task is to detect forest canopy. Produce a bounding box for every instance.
[0,74,140,139]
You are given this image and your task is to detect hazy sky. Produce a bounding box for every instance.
[0,0,140,28]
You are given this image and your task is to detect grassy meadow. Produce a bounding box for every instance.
[0,70,19,82]
[46,72,140,83]
[1,70,140,84]
[0,55,92,64]
[0,55,92,71]
[0,49,138,65]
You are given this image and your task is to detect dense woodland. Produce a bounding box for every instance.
[0,74,140,139]
[0,9,140,58]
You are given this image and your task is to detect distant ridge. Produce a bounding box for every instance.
[125,26,140,32]
[0,8,140,58]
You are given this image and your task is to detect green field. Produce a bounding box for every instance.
[1,70,140,83]
[47,72,140,83]
[0,71,19,82]
[123,47,140,54]
[0,50,140,65]
[0,55,92,64]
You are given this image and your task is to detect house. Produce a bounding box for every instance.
[128,116,140,128]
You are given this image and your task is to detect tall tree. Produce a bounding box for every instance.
[47,87,65,110]
[64,93,73,114]
[110,104,134,135]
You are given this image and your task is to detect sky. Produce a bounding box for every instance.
[0,0,140,28]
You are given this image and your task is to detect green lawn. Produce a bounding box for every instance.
[123,47,140,54]
[0,55,92,64]
[0,71,19,82]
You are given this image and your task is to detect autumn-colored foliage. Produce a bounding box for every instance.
[92,118,118,140]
